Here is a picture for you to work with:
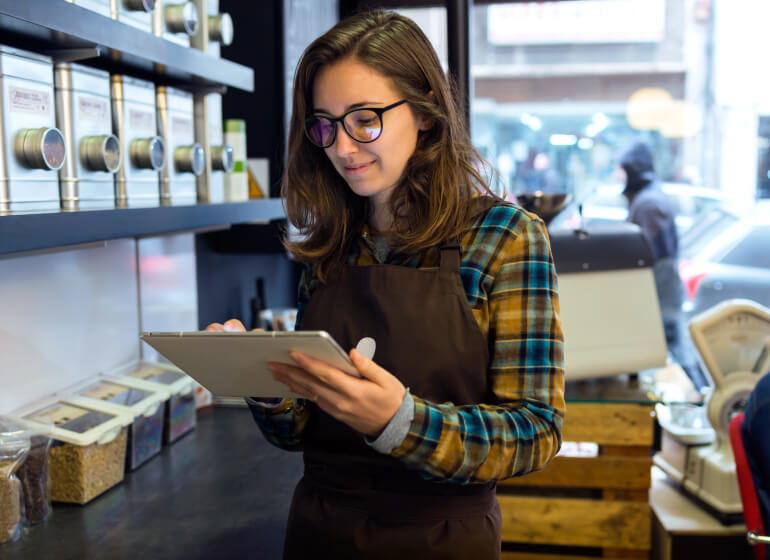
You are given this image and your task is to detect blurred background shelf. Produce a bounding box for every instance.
[0,198,286,255]
[0,0,254,91]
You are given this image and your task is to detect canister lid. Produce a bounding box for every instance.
[110,74,155,99]
[16,398,132,447]
[54,62,111,88]
[0,45,52,71]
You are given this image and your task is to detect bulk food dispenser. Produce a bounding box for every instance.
[111,0,157,33]
[152,0,199,46]
[111,75,165,207]
[115,363,197,444]
[67,377,168,471]
[156,85,204,205]
[55,63,121,210]
[0,46,65,213]
[16,396,132,505]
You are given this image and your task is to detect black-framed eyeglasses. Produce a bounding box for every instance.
[304,99,408,148]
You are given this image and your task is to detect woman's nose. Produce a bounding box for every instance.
[333,122,358,156]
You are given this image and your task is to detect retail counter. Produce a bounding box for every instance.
[1,407,303,560]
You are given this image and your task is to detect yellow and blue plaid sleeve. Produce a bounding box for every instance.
[391,205,566,483]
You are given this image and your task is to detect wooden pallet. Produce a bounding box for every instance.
[497,402,655,559]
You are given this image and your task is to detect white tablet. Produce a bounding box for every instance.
[140,330,357,398]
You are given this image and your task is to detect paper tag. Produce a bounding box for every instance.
[78,95,108,122]
[129,108,154,131]
[9,86,50,114]
[172,116,193,137]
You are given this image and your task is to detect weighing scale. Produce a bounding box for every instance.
[654,299,770,523]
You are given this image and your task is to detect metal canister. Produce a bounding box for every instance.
[156,86,203,205]
[111,75,164,207]
[55,63,121,210]
[190,0,233,57]
[0,46,65,214]
[152,0,199,47]
[193,91,233,203]
[111,0,157,33]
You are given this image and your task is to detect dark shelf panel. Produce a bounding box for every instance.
[0,0,254,91]
[0,198,286,255]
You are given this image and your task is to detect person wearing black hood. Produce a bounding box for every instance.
[617,140,703,387]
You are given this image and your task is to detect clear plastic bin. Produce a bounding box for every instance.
[17,398,132,505]
[0,417,30,545]
[69,377,167,471]
[118,362,197,444]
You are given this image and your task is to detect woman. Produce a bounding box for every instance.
[209,11,565,559]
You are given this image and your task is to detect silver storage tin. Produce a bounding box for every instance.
[0,46,65,213]
[55,63,121,210]
[156,86,203,205]
[152,0,199,47]
[64,0,112,17]
[111,75,164,207]
[190,0,233,57]
[193,91,233,203]
[111,0,157,34]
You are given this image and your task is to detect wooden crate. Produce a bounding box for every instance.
[497,402,655,559]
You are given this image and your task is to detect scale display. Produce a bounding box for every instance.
[690,300,770,384]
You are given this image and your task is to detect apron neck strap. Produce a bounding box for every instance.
[438,238,461,273]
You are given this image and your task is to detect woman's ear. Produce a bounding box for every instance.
[417,90,436,131]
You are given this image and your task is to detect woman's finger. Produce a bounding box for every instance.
[205,323,224,332]
[223,318,246,332]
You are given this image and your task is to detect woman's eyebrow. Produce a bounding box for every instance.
[312,101,383,114]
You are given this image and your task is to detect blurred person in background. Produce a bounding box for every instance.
[618,140,704,387]
[527,152,565,194]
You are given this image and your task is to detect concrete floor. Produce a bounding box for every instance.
[3,407,303,560]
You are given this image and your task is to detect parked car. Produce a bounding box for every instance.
[679,203,770,317]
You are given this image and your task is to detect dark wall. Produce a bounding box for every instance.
[220,0,285,198]
[198,2,298,329]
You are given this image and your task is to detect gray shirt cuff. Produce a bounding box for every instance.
[365,388,414,454]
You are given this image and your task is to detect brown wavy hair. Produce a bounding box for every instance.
[282,10,500,282]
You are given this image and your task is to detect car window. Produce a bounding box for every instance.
[719,226,770,269]
[679,208,740,260]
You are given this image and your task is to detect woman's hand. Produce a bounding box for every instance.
[269,350,406,437]
[205,318,249,332]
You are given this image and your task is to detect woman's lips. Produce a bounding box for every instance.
[343,161,375,175]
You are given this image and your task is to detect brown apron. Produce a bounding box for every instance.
[284,241,501,560]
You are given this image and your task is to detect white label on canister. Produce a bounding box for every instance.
[29,403,89,425]
[9,86,50,114]
[78,95,108,122]
[81,381,129,401]
[172,116,193,137]
[129,108,154,130]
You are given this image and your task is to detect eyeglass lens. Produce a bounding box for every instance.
[306,109,381,147]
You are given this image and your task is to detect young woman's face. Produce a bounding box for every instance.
[312,57,427,212]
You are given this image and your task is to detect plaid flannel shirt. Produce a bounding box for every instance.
[248,200,565,483]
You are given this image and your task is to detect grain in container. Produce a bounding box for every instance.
[0,417,30,545]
